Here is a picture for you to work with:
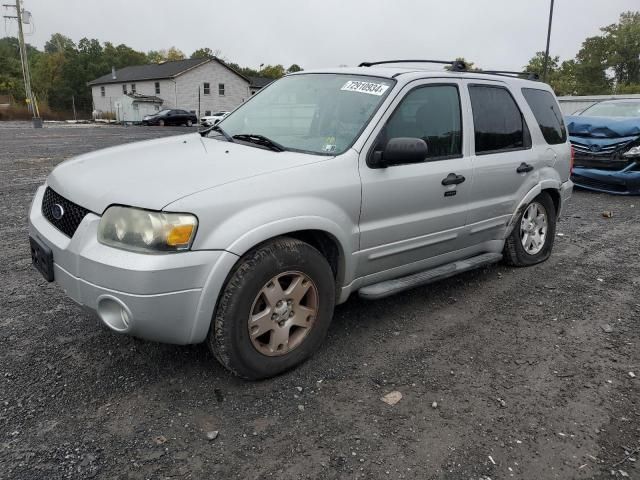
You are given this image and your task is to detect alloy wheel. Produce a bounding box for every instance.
[520,201,548,255]
[248,271,319,357]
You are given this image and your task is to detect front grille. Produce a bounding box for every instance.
[41,187,90,237]
[570,139,634,171]
[571,174,628,193]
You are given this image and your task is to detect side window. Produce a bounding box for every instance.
[131,84,136,94]
[218,83,225,96]
[122,84,127,94]
[155,82,161,95]
[377,84,462,160]
[469,85,530,154]
[521,88,567,144]
[203,82,210,95]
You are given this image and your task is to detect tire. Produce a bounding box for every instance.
[503,191,557,267]
[187,119,193,127]
[158,119,165,127]
[208,237,335,379]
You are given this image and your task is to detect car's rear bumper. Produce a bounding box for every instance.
[571,164,640,195]
[29,185,239,344]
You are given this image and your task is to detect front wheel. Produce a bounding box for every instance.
[186,119,193,127]
[503,191,556,267]
[208,237,335,379]
[158,119,165,127]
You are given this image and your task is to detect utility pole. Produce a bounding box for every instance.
[542,0,555,83]
[2,0,40,127]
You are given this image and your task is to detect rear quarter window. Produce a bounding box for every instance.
[521,88,567,145]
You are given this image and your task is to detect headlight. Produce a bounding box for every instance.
[98,206,197,253]
[623,145,640,157]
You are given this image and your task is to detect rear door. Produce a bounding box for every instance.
[463,81,543,240]
[356,80,473,278]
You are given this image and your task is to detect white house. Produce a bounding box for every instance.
[112,93,164,123]
[88,57,252,118]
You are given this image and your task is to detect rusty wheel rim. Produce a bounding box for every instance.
[248,271,319,357]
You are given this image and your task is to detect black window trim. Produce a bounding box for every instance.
[468,83,532,156]
[366,82,464,168]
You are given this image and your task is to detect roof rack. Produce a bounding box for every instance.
[358,59,540,81]
[481,70,540,81]
[359,59,467,71]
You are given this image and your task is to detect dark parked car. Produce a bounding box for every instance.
[142,109,198,127]
[566,99,640,195]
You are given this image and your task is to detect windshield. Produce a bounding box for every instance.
[214,74,395,155]
[157,109,171,116]
[580,101,640,118]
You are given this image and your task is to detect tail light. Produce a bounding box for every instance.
[570,145,575,175]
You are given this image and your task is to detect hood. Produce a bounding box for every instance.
[566,115,640,139]
[48,134,325,214]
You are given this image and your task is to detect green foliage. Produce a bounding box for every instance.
[191,47,220,59]
[260,64,287,79]
[287,64,303,73]
[524,10,639,96]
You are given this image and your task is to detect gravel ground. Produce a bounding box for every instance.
[1,121,639,480]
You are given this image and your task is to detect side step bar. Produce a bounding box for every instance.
[358,252,503,300]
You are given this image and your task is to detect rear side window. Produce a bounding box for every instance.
[469,85,530,154]
[521,88,567,144]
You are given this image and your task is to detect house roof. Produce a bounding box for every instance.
[88,57,249,86]
[248,76,274,88]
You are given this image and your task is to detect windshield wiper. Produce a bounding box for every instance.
[200,123,234,143]
[232,133,286,152]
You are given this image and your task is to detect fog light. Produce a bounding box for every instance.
[97,295,133,332]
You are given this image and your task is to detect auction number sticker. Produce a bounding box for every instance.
[341,80,390,96]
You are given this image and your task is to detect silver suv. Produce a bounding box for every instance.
[29,60,573,379]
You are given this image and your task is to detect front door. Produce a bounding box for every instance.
[357,81,473,279]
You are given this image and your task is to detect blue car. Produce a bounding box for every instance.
[566,99,640,194]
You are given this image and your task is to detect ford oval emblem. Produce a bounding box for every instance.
[51,203,64,220]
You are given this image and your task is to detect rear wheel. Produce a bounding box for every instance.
[187,119,193,127]
[503,191,556,266]
[208,237,335,379]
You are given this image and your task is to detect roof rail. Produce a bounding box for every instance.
[481,70,540,81]
[358,59,540,81]
[359,59,467,71]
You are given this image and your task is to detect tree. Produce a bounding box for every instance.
[44,33,75,54]
[601,11,640,87]
[260,64,286,79]
[191,47,221,59]
[165,47,185,61]
[287,64,302,73]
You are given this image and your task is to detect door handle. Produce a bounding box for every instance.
[441,173,466,186]
[517,162,534,173]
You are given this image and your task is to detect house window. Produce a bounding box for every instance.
[154,105,160,111]
[132,103,139,110]
[190,110,196,114]
[205,110,211,116]
[131,84,136,94]
[203,82,210,95]
[122,84,127,94]
[100,86,105,97]
[155,82,160,95]
[218,83,225,96]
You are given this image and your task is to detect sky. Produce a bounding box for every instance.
[3,0,638,71]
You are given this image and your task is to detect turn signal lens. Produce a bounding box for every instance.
[167,224,195,247]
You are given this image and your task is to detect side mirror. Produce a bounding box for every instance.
[370,137,428,168]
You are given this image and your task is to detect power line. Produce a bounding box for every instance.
[3,0,41,127]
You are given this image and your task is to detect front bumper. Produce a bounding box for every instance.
[29,185,239,344]
[571,163,640,195]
